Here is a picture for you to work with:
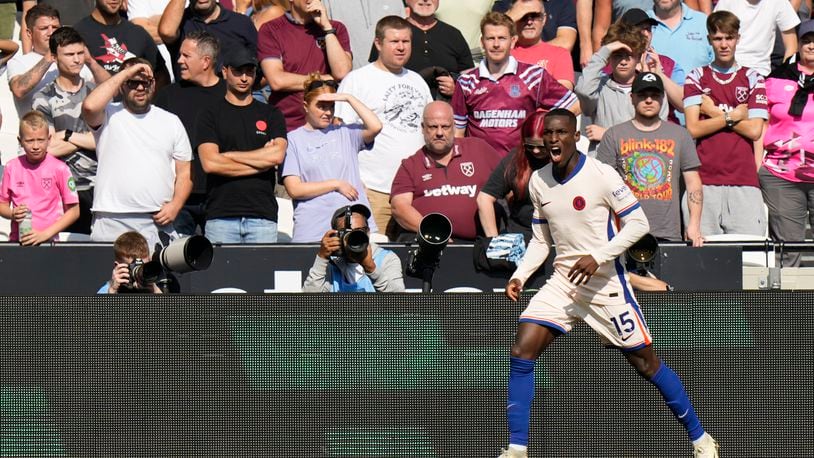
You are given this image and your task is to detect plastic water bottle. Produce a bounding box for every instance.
[18,208,32,239]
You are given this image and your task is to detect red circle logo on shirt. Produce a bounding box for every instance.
[256,120,267,131]
[573,196,586,211]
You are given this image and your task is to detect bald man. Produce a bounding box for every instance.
[389,101,501,241]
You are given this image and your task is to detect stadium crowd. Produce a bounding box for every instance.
[0,0,812,267]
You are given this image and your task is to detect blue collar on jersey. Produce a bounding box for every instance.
[553,152,586,185]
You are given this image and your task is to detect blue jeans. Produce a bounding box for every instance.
[204,217,278,244]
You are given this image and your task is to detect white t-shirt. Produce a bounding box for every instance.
[92,103,192,213]
[6,51,94,116]
[715,0,800,76]
[335,63,432,193]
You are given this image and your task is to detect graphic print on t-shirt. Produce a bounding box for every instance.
[382,84,425,133]
[96,34,136,72]
[619,137,675,202]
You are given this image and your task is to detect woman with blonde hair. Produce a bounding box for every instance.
[282,73,383,242]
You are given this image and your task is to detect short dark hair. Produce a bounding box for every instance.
[184,30,220,62]
[121,57,153,72]
[49,26,85,55]
[375,15,412,41]
[544,108,577,130]
[25,3,60,29]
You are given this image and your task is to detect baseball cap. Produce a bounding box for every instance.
[331,204,372,229]
[619,8,658,28]
[632,72,664,94]
[223,47,257,68]
[799,19,814,39]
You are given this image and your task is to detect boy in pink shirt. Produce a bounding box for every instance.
[0,111,79,245]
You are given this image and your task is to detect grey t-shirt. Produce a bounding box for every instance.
[596,120,700,241]
[32,79,97,191]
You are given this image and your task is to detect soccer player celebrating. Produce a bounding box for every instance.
[498,109,719,458]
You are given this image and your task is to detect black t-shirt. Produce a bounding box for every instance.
[154,79,227,195]
[74,15,164,74]
[195,99,287,221]
[481,150,548,240]
[32,0,94,26]
[369,20,472,97]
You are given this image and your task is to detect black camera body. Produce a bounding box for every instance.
[128,258,162,286]
[332,206,369,257]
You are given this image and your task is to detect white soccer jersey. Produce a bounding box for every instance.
[512,154,650,305]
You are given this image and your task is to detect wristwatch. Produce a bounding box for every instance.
[724,112,735,129]
[324,28,337,36]
[63,129,73,142]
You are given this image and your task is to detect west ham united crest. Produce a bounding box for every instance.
[41,177,53,190]
[735,86,748,103]
[460,162,474,177]
[509,84,521,98]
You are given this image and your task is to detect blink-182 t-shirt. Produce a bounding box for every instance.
[684,64,768,187]
[596,120,700,241]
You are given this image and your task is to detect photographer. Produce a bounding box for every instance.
[303,204,405,293]
[98,231,162,294]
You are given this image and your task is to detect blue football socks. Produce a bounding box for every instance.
[507,357,536,446]
[649,362,705,441]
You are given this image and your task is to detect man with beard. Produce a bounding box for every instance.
[82,58,192,249]
[153,30,226,236]
[159,0,256,77]
[196,48,288,243]
[390,101,499,242]
[597,71,703,246]
[74,0,169,85]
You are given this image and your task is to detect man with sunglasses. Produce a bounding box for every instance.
[196,48,288,244]
[82,58,192,250]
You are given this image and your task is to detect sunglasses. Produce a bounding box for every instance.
[524,143,546,154]
[521,12,544,22]
[306,79,339,92]
[125,79,153,90]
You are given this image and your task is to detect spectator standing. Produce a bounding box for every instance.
[75,0,169,85]
[714,0,800,77]
[303,204,405,293]
[592,0,652,51]
[0,111,79,245]
[452,12,579,156]
[154,31,226,236]
[683,11,767,236]
[507,0,575,90]
[282,74,382,243]
[258,0,352,131]
[32,26,111,235]
[494,0,578,52]
[82,58,192,249]
[759,20,814,266]
[650,1,714,81]
[196,49,288,244]
[158,0,257,77]
[576,22,669,152]
[7,5,99,116]
[390,101,500,242]
[334,15,432,238]
[368,0,473,101]
[20,1,95,53]
[597,72,704,245]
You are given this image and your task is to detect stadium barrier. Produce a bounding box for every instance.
[1,292,811,457]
